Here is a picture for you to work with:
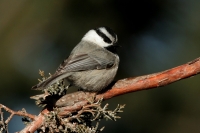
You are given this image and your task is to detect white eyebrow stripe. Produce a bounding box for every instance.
[81,29,113,47]
[99,27,114,42]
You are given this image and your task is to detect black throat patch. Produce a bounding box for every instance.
[105,44,120,54]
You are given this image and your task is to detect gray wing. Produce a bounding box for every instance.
[32,49,116,90]
[57,50,115,73]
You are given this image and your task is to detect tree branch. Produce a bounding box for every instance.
[97,57,200,99]
[15,57,200,132]
[56,57,200,108]
[19,109,49,133]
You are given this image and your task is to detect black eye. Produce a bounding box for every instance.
[103,37,112,44]
[94,28,112,44]
[103,27,118,44]
[104,27,117,39]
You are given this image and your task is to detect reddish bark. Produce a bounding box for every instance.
[19,57,200,133]
[97,57,200,99]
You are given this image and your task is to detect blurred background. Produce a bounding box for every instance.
[0,0,200,132]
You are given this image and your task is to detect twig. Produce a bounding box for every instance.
[0,104,35,124]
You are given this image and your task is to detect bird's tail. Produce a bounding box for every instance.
[31,73,71,90]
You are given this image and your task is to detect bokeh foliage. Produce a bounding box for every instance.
[0,0,200,132]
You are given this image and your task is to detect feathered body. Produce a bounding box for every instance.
[32,27,119,92]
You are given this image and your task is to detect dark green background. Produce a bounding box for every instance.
[0,0,200,132]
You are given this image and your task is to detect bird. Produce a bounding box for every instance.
[32,27,119,92]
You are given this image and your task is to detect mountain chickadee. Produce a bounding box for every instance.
[32,27,119,92]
